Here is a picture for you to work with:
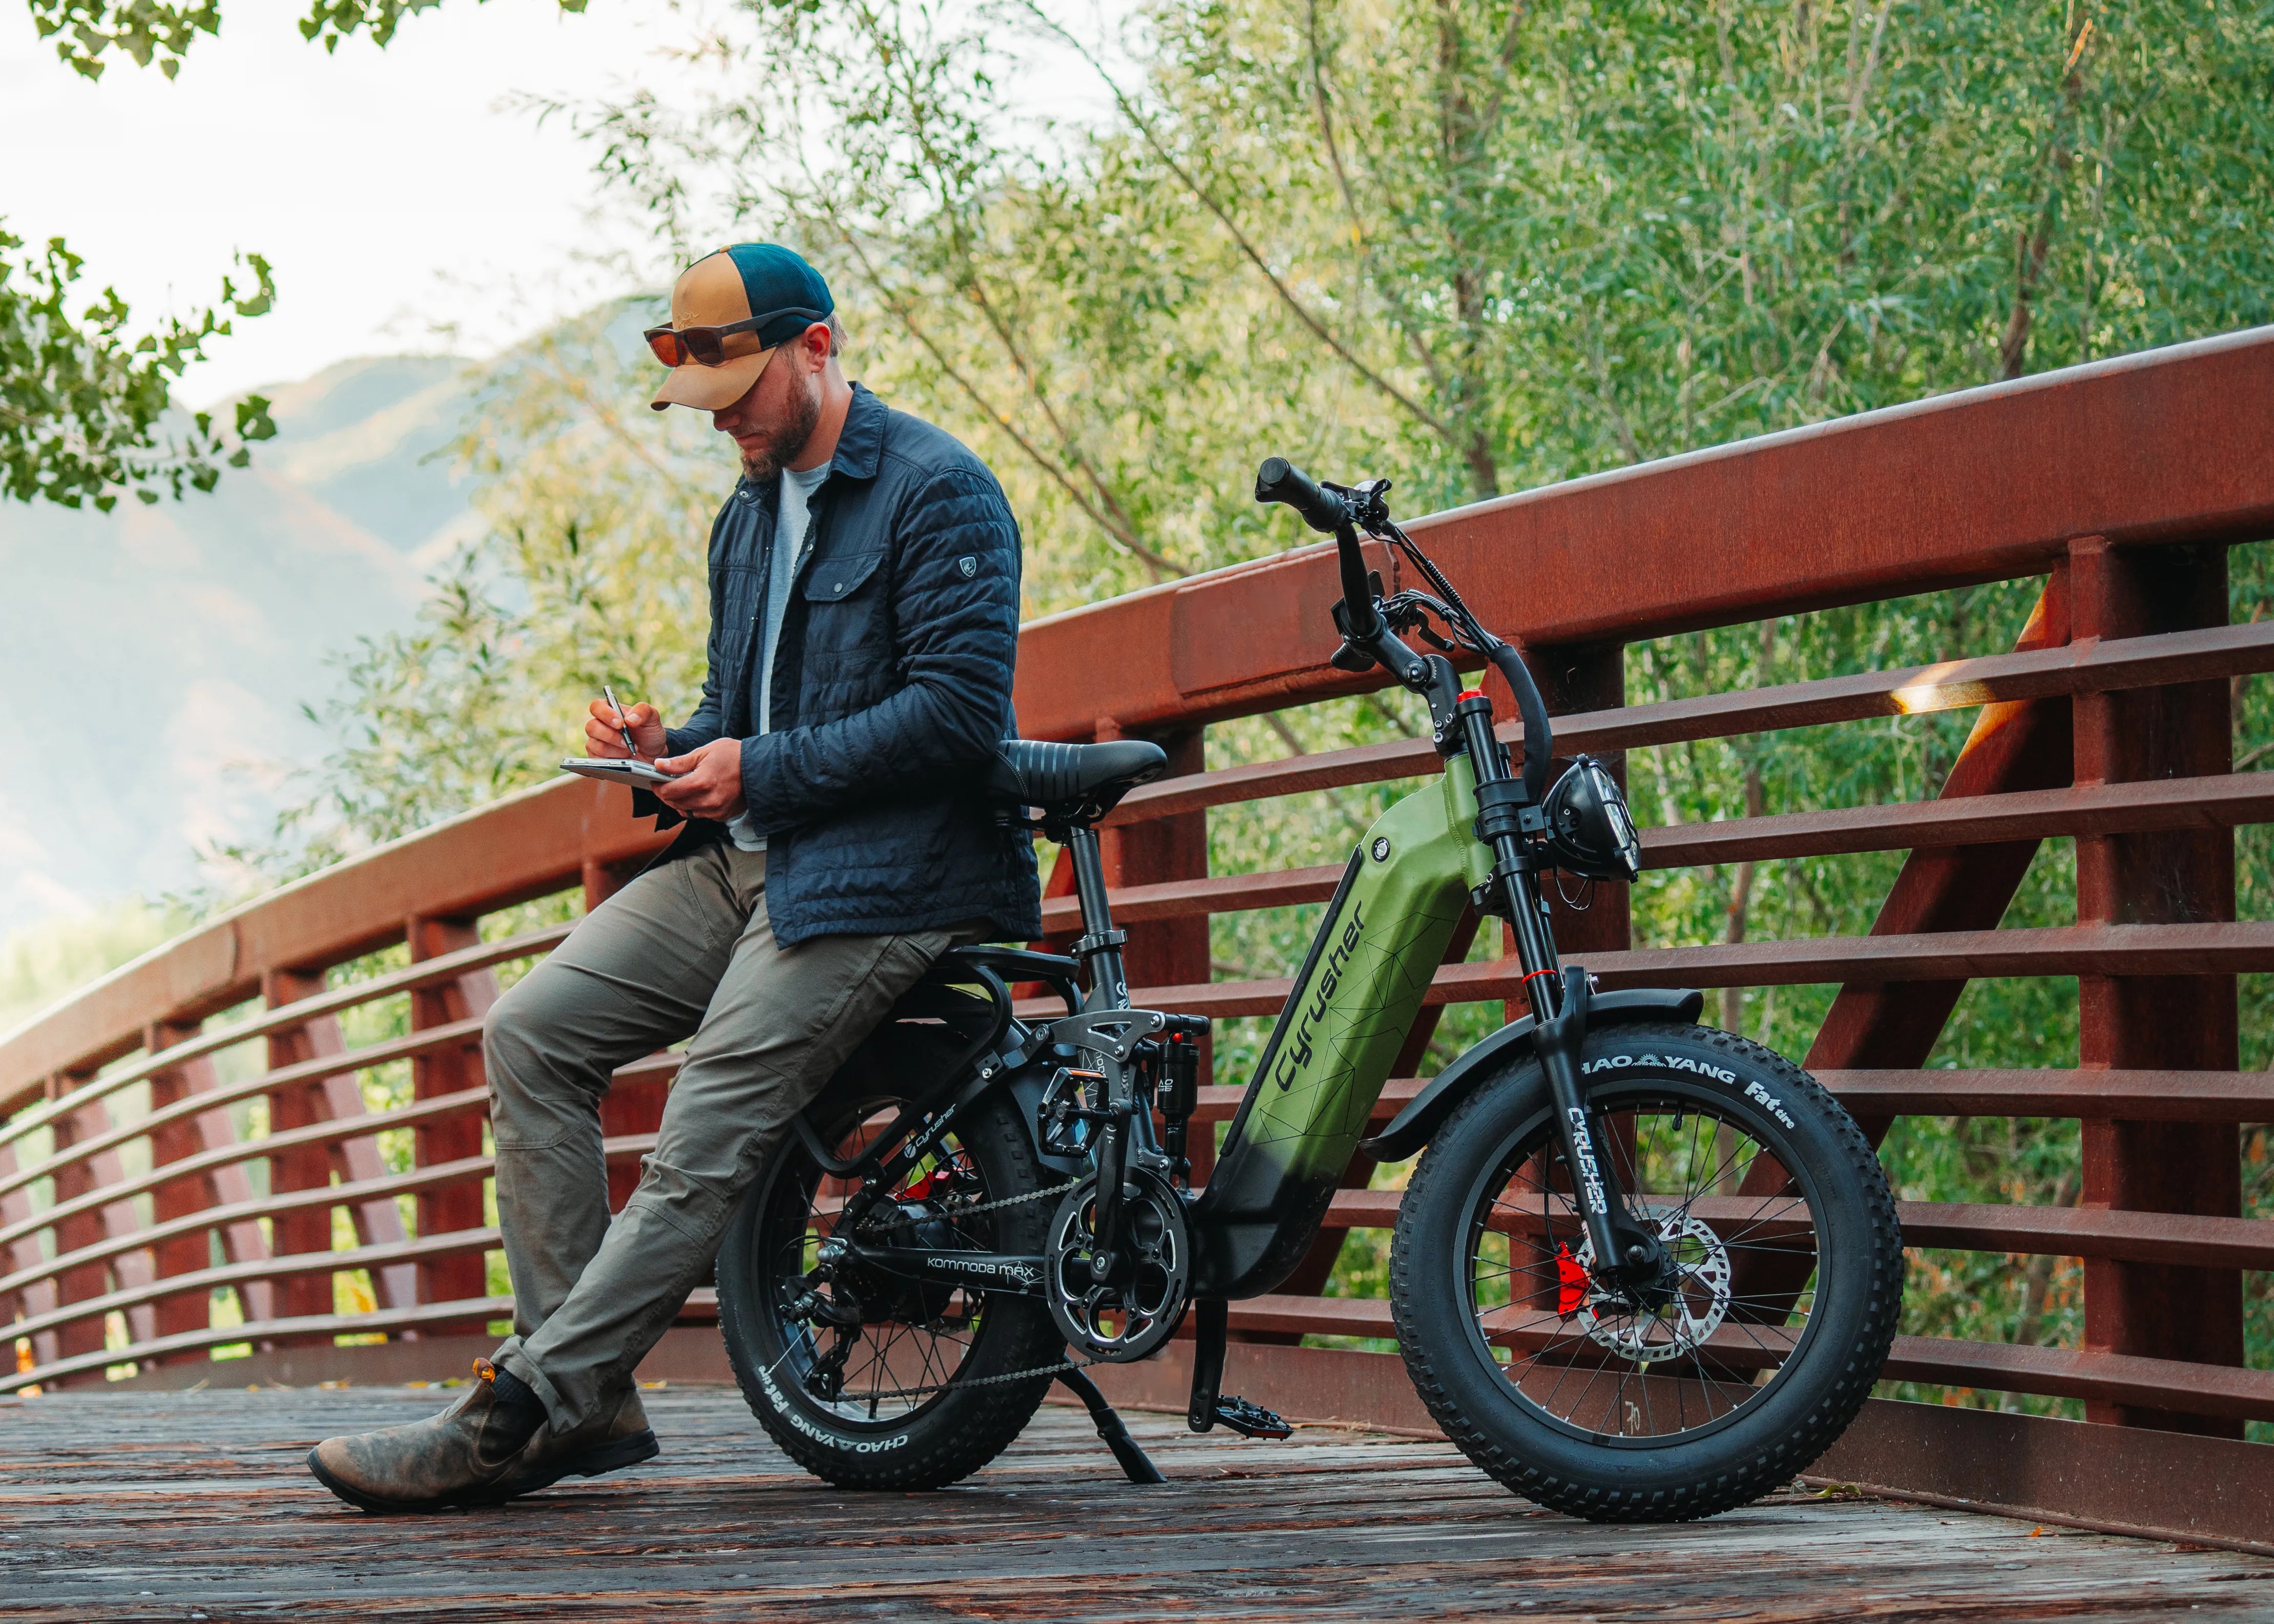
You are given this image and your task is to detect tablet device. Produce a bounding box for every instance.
[562,758,684,790]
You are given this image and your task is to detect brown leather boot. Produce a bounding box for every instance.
[306,1358,548,1513]
[496,1384,659,1500]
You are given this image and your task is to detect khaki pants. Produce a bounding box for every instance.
[481,841,957,1428]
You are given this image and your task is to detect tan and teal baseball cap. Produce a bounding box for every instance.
[645,243,835,412]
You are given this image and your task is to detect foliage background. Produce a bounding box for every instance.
[12,0,2274,1418]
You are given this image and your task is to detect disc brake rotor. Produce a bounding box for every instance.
[1573,1208,1732,1363]
[1045,1169,1191,1363]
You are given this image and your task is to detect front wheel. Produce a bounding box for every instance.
[1389,1022,1900,1522]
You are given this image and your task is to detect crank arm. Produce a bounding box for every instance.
[1533,965,1666,1288]
[843,1242,1050,1296]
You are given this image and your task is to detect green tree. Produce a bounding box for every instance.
[1,227,276,510]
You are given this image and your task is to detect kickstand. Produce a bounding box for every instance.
[1185,1299,1293,1440]
[1056,1368,1164,1485]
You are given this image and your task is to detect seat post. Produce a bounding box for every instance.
[1062,824,1131,1010]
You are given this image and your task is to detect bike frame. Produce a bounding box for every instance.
[816,479,1685,1363]
[1190,752,1490,1296]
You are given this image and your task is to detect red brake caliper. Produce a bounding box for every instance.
[898,1167,954,1201]
[1555,1242,1592,1317]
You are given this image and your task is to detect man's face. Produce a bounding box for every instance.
[712,325,827,482]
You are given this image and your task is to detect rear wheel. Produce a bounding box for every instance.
[1390,1022,1900,1522]
[716,1087,1065,1489]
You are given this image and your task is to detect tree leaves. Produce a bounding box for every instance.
[0,227,277,510]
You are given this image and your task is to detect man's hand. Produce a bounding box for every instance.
[586,698,669,761]
[653,738,747,821]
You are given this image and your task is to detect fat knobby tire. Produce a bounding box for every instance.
[1389,1022,1902,1522]
[716,1090,1063,1491]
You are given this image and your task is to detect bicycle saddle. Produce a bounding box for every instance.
[987,739,1169,821]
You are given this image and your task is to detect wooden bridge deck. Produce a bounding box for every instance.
[4,1384,2270,1621]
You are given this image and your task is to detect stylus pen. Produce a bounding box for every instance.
[602,683,638,757]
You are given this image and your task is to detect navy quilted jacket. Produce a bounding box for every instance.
[655,384,1041,946]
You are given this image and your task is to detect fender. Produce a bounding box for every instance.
[1358,986,1704,1163]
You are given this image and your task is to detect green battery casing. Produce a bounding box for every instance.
[1191,754,1495,1297]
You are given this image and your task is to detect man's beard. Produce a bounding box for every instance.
[740,369,825,482]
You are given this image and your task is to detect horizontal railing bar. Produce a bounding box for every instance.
[1071,921,2274,1020]
[1049,772,2274,933]
[1313,1189,2274,1268]
[0,924,570,1149]
[5,1228,505,1345]
[1818,1069,2274,1122]
[1196,1071,2274,1127]
[2,1135,654,1300]
[1215,1294,2274,1420]
[0,1153,485,1300]
[1874,1336,2274,1423]
[0,1085,492,1252]
[1,1296,518,1396]
[1649,772,2274,868]
[1105,619,2274,826]
[0,1017,488,1206]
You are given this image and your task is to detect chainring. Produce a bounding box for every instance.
[1045,1168,1191,1363]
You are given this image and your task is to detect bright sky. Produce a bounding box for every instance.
[2,0,696,406]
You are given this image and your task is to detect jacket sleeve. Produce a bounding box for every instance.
[735,465,1018,831]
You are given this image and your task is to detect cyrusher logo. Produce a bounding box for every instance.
[1274,903,1365,1089]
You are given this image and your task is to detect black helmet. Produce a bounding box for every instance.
[1539,755,1641,882]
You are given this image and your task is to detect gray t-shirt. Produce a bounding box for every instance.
[725,461,830,853]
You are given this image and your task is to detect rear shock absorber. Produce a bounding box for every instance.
[1157,1032,1201,1185]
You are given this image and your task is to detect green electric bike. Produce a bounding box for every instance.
[715,459,1902,1522]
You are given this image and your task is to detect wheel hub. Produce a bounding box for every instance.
[1571,1208,1732,1363]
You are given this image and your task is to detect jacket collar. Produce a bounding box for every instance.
[826,382,886,482]
[725,382,882,506]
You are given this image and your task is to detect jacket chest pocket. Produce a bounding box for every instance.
[800,550,888,657]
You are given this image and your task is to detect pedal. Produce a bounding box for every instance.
[1212,1395,1291,1439]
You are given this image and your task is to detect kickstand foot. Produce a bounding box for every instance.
[1056,1368,1164,1485]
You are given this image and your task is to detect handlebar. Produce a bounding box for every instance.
[1255,456,1381,639]
[1253,456,1346,533]
[1255,453,1557,806]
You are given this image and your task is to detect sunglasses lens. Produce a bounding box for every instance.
[682,328,725,366]
[645,328,686,366]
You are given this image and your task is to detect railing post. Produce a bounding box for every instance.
[2069,536,2244,1437]
[144,1018,275,1356]
[45,1070,159,1378]
[263,968,415,1328]
[406,916,499,1320]
[0,1133,62,1375]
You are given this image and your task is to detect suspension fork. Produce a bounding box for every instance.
[1458,701,1665,1289]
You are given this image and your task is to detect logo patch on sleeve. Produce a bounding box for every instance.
[957,555,978,578]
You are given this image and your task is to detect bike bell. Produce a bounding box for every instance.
[1539,755,1642,882]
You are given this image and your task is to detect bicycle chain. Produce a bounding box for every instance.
[807,1175,1095,1403]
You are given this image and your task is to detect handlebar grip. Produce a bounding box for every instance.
[1254,456,1350,535]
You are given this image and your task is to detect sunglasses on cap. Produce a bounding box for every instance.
[643,307,830,368]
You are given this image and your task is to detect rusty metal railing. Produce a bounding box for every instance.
[6,327,2273,1539]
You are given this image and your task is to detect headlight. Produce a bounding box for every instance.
[1539,755,1641,883]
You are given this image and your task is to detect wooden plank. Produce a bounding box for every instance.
[14,1383,2268,1616]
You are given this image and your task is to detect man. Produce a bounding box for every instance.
[307,242,1040,1512]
